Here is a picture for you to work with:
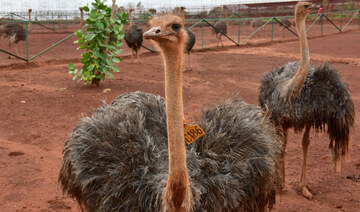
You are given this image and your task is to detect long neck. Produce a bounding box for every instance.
[287,12,309,98]
[225,11,228,27]
[162,44,191,211]
[128,11,133,33]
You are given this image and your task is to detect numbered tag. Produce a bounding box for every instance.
[183,119,205,144]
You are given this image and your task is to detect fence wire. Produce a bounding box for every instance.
[0,9,359,63]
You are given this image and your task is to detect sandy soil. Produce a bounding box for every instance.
[0,28,359,211]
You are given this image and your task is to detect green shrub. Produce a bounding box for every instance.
[68,0,127,86]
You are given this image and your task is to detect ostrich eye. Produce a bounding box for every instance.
[172,24,181,32]
[304,5,309,9]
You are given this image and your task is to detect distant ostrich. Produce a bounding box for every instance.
[212,9,228,47]
[124,8,143,64]
[279,18,295,37]
[250,19,263,29]
[59,13,283,211]
[258,2,355,199]
[0,23,26,58]
[279,18,295,29]
[180,7,196,71]
[249,19,263,38]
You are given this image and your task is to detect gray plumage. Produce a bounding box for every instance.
[250,19,263,29]
[212,21,227,36]
[0,23,26,44]
[279,18,294,28]
[59,91,283,211]
[259,61,354,162]
[184,28,195,53]
[124,24,143,53]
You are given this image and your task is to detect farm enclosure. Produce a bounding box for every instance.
[1,9,359,64]
[0,29,359,211]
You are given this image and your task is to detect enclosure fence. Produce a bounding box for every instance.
[0,9,359,62]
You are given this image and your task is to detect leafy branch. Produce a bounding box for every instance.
[69,0,128,86]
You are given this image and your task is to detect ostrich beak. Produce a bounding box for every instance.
[143,26,173,40]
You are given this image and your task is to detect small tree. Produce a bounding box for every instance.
[69,0,127,86]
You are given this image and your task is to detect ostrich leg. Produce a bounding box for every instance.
[136,50,140,64]
[187,52,192,71]
[131,49,134,64]
[220,36,224,47]
[300,124,312,199]
[280,129,288,189]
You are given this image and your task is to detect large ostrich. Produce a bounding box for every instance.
[212,9,228,47]
[180,7,196,71]
[124,8,143,64]
[0,23,26,58]
[258,2,354,199]
[59,13,283,211]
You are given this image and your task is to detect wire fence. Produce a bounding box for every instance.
[0,9,359,63]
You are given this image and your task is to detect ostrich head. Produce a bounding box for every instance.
[128,8,134,14]
[295,2,319,18]
[144,14,187,53]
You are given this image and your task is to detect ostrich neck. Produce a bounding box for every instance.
[162,44,191,210]
[128,12,133,34]
[287,14,309,98]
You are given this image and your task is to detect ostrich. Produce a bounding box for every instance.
[212,9,228,47]
[0,23,26,58]
[249,19,263,38]
[279,18,295,37]
[180,7,196,71]
[279,18,294,29]
[124,8,143,64]
[258,2,355,199]
[59,13,283,211]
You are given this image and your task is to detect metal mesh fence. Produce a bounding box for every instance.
[0,8,359,64]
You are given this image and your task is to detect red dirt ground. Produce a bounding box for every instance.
[0,29,359,211]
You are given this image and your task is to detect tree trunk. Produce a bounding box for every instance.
[91,78,100,87]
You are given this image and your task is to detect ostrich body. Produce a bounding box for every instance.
[212,10,228,47]
[60,13,283,211]
[279,18,294,37]
[0,23,26,58]
[258,2,354,199]
[184,28,195,71]
[279,18,294,29]
[250,19,263,29]
[124,8,143,64]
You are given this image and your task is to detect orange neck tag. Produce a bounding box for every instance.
[183,119,205,144]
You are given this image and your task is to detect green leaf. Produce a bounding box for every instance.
[88,64,95,71]
[107,72,114,79]
[112,57,121,63]
[112,66,119,72]
[84,33,96,41]
[75,30,83,38]
[83,6,89,12]
[68,63,74,70]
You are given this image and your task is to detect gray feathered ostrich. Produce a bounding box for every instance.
[59,13,283,212]
[212,8,228,48]
[0,23,26,58]
[180,7,196,71]
[258,2,355,199]
[124,8,143,64]
[279,18,294,29]
[279,18,295,37]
